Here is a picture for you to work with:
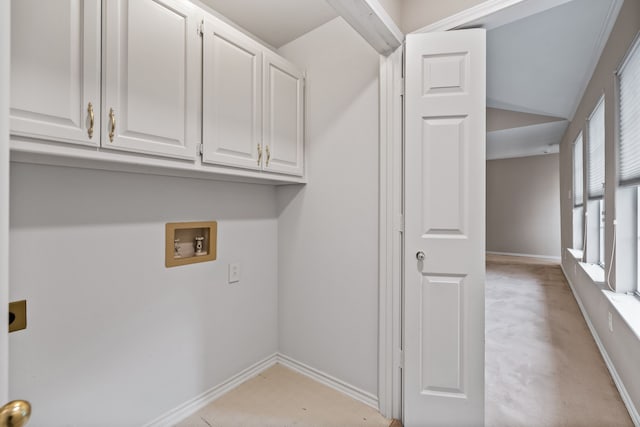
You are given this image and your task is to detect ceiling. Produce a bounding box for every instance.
[485,0,621,159]
[198,0,337,48]
[197,0,621,160]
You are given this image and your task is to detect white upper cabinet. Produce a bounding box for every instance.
[202,17,263,171]
[10,0,305,182]
[263,52,304,176]
[10,0,101,146]
[103,0,199,160]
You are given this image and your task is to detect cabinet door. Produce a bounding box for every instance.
[202,18,262,170]
[263,53,304,176]
[10,0,101,146]
[103,0,199,160]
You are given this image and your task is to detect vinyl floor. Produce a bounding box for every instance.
[176,363,393,427]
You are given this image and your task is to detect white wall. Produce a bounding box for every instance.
[9,163,279,426]
[276,17,381,396]
[487,153,561,258]
[377,0,402,30]
[559,0,640,420]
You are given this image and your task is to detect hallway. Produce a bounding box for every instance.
[485,257,633,426]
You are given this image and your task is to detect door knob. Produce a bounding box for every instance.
[0,400,31,427]
[416,251,426,261]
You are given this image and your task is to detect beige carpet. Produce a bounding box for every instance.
[486,258,633,427]
[177,363,393,427]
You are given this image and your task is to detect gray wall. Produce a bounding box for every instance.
[487,153,561,258]
[559,0,640,420]
[276,17,381,397]
[9,163,279,426]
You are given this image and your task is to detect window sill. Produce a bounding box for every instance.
[578,262,605,284]
[603,290,640,341]
[567,248,583,260]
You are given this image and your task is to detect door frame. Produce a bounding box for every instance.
[1,0,10,405]
[376,0,581,420]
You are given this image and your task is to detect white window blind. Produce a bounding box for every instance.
[588,98,605,199]
[619,36,640,187]
[573,132,583,207]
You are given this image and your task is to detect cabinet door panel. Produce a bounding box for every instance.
[263,54,304,176]
[10,0,100,146]
[104,0,198,160]
[202,19,262,170]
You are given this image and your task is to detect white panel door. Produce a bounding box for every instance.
[404,29,486,427]
[263,52,304,176]
[103,0,199,160]
[10,0,101,146]
[202,17,262,171]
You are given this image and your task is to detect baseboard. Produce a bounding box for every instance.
[143,353,278,427]
[486,251,561,261]
[276,353,379,410]
[560,264,640,426]
[143,352,379,426]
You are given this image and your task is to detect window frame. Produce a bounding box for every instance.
[585,95,606,266]
[573,132,585,251]
[614,32,640,295]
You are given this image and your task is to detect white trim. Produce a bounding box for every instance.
[378,52,392,419]
[578,261,606,284]
[567,247,584,260]
[412,0,574,33]
[0,0,9,405]
[378,46,403,420]
[327,0,403,56]
[143,353,380,426]
[560,264,640,426]
[11,137,307,186]
[277,353,379,410]
[413,0,526,32]
[486,251,561,262]
[142,353,278,427]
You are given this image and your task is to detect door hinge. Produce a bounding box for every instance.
[198,20,204,37]
[197,143,203,155]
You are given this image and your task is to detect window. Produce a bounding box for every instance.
[618,34,640,292]
[587,97,605,266]
[573,132,584,251]
[618,37,640,189]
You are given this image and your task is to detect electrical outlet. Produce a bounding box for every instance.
[228,263,241,284]
[608,311,613,332]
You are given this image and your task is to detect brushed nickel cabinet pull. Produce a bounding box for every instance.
[257,144,263,165]
[87,102,95,139]
[108,108,115,142]
[266,145,271,167]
